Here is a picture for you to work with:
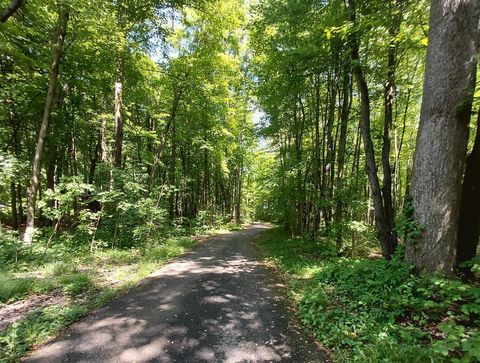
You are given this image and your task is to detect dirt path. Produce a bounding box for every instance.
[25,224,326,362]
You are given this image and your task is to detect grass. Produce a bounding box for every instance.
[0,224,240,362]
[259,227,480,363]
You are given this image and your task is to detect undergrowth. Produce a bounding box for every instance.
[260,228,480,363]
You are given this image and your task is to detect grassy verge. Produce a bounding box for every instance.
[0,224,241,362]
[259,228,480,363]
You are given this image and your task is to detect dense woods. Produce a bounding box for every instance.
[250,0,480,277]
[1,0,254,249]
[1,0,479,361]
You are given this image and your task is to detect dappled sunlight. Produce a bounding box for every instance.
[25,224,323,362]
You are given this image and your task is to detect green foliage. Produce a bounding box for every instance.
[260,228,480,362]
[0,226,219,361]
[395,200,425,246]
[42,261,78,277]
[0,305,88,363]
[0,275,36,303]
[0,229,21,268]
[58,273,94,296]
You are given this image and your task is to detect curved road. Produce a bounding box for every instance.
[26,224,326,363]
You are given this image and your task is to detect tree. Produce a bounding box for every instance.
[23,4,69,243]
[346,0,397,259]
[405,0,480,276]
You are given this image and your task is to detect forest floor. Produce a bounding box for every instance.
[259,228,480,362]
[22,223,326,363]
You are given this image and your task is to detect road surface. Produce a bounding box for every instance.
[26,223,325,363]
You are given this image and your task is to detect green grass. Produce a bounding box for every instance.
[259,228,480,363]
[0,225,243,362]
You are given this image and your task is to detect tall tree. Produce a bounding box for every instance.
[405,0,480,276]
[23,4,69,243]
[346,0,397,258]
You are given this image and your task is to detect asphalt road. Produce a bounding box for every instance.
[25,223,326,363]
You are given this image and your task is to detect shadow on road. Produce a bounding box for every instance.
[26,224,325,363]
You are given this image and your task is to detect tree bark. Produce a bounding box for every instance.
[0,0,24,23]
[23,6,69,243]
[456,111,480,279]
[405,0,480,276]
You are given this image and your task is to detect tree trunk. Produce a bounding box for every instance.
[147,89,182,191]
[456,112,480,279]
[334,68,352,249]
[0,0,24,23]
[11,182,18,230]
[169,110,177,222]
[405,0,480,276]
[346,0,395,259]
[113,60,124,168]
[23,6,69,243]
[100,104,108,163]
[381,0,402,255]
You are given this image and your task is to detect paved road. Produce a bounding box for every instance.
[26,224,325,363]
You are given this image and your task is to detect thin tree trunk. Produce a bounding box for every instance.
[405,0,480,276]
[346,0,394,259]
[100,106,108,163]
[169,110,177,222]
[23,6,69,243]
[89,140,100,184]
[113,59,124,168]
[381,0,402,254]
[11,182,18,230]
[334,68,352,249]
[147,89,182,191]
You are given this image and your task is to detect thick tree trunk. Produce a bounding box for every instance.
[346,0,395,259]
[405,0,480,276]
[456,112,480,279]
[23,6,69,243]
[0,0,24,23]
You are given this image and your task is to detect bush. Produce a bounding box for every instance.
[144,237,195,262]
[42,261,78,277]
[0,230,21,269]
[260,228,480,362]
[58,273,94,296]
[0,275,34,303]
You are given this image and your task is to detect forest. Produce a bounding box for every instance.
[0,0,479,362]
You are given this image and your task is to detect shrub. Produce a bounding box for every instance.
[0,275,34,303]
[58,273,94,296]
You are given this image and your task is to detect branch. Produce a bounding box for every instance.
[0,0,25,23]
